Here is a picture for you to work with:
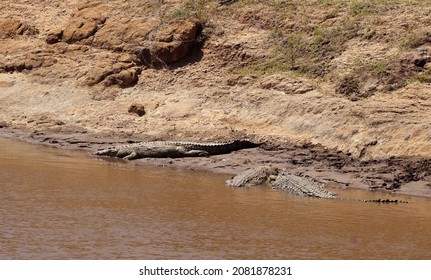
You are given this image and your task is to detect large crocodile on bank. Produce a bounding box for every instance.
[227,166,409,203]
[226,166,279,188]
[94,140,260,160]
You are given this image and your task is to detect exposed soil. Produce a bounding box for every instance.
[2,125,431,198]
[1,0,431,197]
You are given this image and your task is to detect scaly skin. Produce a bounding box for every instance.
[226,166,279,188]
[227,166,409,203]
[226,167,335,198]
[271,171,338,199]
[94,140,260,160]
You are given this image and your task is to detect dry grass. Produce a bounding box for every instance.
[167,0,212,23]
[228,0,430,99]
[100,0,430,97]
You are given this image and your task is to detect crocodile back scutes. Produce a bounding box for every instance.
[113,139,260,155]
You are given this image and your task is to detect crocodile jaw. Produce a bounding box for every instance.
[95,148,119,157]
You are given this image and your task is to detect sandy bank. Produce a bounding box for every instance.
[2,126,431,199]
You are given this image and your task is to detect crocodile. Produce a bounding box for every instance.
[227,166,409,203]
[226,166,279,188]
[271,171,338,199]
[94,140,260,160]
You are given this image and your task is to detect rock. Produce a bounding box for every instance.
[92,18,157,52]
[63,20,98,43]
[0,49,57,73]
[128,103,146,117]
[150,20,199,64]
[63,47,142,87]
[61,2,109,44]
[40,3,200,89]
[103,67,141,88]
[93,18,199,65]
[46,30,63,44]
[75,51,141,88]
[0,19,38,39]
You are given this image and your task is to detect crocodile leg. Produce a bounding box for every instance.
[184,149,209,157]
[123,151,138,160]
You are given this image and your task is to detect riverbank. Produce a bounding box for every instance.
[2,126,431,199]
[1,1,430,198]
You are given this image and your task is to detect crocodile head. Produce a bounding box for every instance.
[95,147,119,157]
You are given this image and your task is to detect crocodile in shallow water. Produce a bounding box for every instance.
[94,140,260,160]
[271,171,338,199]
[227,166,409,203]
[226,166,279,188]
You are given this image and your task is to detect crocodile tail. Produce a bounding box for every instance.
[238,139,262,148]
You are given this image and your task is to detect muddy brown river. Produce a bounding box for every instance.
[1,137,430,259]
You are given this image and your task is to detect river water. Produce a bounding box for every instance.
[0,137,430,259]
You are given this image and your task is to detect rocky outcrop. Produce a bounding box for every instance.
[91,18,157,53]
[93,18,199,65]
[38,1,200,88]
[0,19,38,39]
[99,66,142,88]
[0,49,57,73]
[48,2,199,66]
[62,15,104,44]
[46,1,109,44]
[71,50,141,87]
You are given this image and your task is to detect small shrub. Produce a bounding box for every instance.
[402,31,431,49]
[336,74,361,101]
[349,0,379,16]
[413,71,431,83]
[167,0,211,24]
[278,32,309,66]
[362,59,391,77]
[273,19,360,77]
